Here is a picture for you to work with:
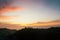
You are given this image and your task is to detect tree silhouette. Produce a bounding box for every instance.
[5,27,60,40]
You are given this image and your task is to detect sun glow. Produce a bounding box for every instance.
[1,6,60,27]
[2,8,37,25]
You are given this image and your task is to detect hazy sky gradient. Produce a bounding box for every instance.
[0,0,60,24]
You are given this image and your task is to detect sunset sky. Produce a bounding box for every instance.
[0,0,60,26]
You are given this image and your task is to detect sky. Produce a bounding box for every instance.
[0,0,60,25]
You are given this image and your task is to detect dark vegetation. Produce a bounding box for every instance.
[0,28,16,40]
[0,27,60,40]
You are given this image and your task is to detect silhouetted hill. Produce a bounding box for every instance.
[5,27,60,40]
[0,28,16,40]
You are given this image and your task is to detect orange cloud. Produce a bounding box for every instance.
[0,15,16,20]
[0,20,60,30]
[0,6,23,14]
[0,6,23,20]
[28,20,60,27]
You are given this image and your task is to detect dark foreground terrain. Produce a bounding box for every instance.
[0,27,60,40]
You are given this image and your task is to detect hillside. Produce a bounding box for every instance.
[0,28,16,40]
[5,27,60,40]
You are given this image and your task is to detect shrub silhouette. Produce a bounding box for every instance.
[0,28,16,40]
[5,27,60,40]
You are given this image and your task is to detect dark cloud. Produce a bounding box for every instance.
[0,0,13,9]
